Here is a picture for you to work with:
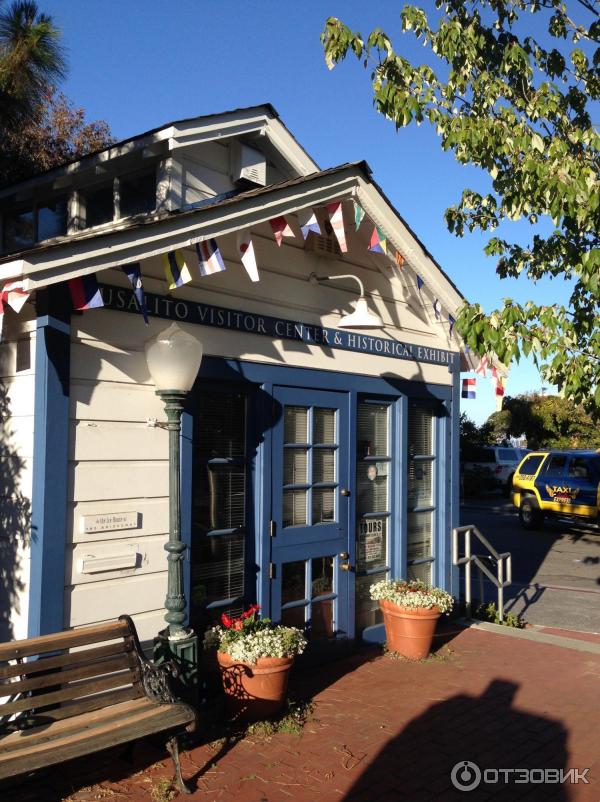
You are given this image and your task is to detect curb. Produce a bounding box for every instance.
[457,617,600,655]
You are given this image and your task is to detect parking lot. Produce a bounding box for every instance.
[460,497,600,633]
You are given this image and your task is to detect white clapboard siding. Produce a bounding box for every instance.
[185,140,230,174]
[70,340,152,386]
[1,374,36,417]
[71,460,168,503]
[70,420,168,461]
[181,157,234,205]
[0,416,34,460]
[67,533,168,586]
[70,497,169,544]
[127,610,167,650]
[65,571,167,627]
[70,380,166,422]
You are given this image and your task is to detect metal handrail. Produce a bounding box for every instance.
[452,525,512,622]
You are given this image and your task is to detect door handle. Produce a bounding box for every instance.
[340,562,353,572]
[340,488,350,496]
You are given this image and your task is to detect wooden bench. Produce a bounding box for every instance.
[0,615,197,794]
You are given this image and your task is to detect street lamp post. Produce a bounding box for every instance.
[145,323,203,697]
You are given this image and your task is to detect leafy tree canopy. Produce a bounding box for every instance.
[0,87,113,186]
[491,391,600,447]
[0,1,112,186]
[322,1,600,409]
[0,0,65,124]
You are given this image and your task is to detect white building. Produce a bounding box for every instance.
[0,104,466,650]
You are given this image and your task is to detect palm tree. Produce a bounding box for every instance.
[0,1,66,125]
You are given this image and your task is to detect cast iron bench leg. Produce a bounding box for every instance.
[166,734,192,794]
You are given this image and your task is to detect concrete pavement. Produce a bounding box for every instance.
[460,497,600,633]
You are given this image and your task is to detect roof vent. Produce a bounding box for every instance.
[230,142,267,187]
[304,231,342,259]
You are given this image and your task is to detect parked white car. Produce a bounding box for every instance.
[462,446,525,496]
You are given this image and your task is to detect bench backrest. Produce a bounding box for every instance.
[0,619,144,727]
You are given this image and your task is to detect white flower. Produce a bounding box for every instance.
[370,578,454,614]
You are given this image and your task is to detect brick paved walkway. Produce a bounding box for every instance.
[7,624,600,802]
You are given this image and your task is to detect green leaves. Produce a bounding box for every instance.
[322,0,600,410]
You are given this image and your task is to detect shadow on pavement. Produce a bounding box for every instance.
[341,679,570,801]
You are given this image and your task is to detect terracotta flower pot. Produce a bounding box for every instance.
[379,600,441,660]
[217,652,294,721]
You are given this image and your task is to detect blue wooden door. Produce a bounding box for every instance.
[270,387,351,641]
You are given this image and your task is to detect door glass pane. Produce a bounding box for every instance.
[196,465,245,531]
[408,460,433,507]
[312,488,335,523]
[355,575,383,632]
[407,562,432,584]
[313,449,335,483]
[284,448,308,485]
[200,393,245,458]
[314,408,336,444]
[281,605,306,628]
[192,532,244,609]
[282,561,306,604]
[311,600,334,638]
[357,404,388,457]
[311,556,333,597]
[284,406,308,443]
[407,511,433,561]
[408,408,433,456]
[357,463,388,513]
[191,389,247,630]
[283,489,307,527]
[357,518,387,571]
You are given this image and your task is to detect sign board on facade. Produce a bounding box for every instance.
[101,284,456,369]
[80,511,139,534]
[358,518,385,563]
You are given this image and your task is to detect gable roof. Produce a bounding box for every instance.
[0,103,319,197]
[0,160,465,323]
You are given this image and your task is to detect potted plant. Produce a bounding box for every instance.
[203,604,307,721]
[370,579,454,660]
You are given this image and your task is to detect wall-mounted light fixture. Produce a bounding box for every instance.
[309,272,383,329]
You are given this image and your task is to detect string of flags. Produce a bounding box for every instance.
[461,355,509,410]
[0,280,30,339]
[0,198,463,347]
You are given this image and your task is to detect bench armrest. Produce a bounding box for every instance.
[118,615,180,705]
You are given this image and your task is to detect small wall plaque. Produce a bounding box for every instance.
[80,511,138,534]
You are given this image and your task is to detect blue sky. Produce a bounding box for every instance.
[43,0,563,424]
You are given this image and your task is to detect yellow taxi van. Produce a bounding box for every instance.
[512,450,600,530]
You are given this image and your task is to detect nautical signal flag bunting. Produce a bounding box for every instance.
[461,378,476,399]
[163,249,192,289]
[69,274,104,310]
[368,226,387,254]
[269,216,294,247]
[0,280,31,340]
[121,263,148,324]
[196,239,226,276]
[237,230,259,282]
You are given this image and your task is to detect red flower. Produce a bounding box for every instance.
[233,620,243,631]
[221,613,233,628]
[241,603,261,619]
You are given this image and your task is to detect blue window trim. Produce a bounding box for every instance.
[190,357,456,630]
[29,286,71,637]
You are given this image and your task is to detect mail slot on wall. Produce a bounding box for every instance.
[78,546,140,574]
